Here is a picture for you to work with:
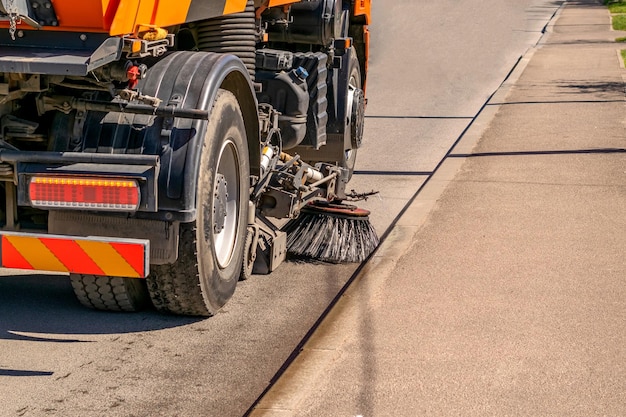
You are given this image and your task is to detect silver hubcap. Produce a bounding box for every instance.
[213,174,228,234]
[213,140,240,269]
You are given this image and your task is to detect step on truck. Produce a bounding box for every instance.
[0,0,371,315]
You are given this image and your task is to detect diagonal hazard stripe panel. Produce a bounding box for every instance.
[1,236,35,270]
[110,242,147,278]
[0,233,149,278]
[76,240,142,278]
[39,238,106,276]
[5,235,69,273]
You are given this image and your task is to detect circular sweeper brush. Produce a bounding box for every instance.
[284,202,379,263]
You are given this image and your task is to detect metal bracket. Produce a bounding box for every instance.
[29,0,58,26]
[123,34,174,59]
[0,0,41,32]
[251,212,287,275]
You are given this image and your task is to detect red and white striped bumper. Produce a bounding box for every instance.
[0,232,149,278]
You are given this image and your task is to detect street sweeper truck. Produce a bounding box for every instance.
[0,0,375,316]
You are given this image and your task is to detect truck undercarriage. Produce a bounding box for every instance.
[0,0,371,316]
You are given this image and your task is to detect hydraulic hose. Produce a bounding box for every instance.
[196,0,256,77]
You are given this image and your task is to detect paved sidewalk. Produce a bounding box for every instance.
[251,1,626,415]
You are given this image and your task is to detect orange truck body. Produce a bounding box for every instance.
[2,0,371,36]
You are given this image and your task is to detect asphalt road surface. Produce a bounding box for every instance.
[0,1,562,416]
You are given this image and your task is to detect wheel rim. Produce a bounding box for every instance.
[344,59,362,173]
[213,139,241,269]
[344,148,355,168]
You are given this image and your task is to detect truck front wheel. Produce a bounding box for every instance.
[147,90,250,316]
[341,47,364,181]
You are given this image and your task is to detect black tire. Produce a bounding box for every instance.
[147,90,250,316]
[239,226,255,281]
[341,47,363,181]
[70,274,150,312]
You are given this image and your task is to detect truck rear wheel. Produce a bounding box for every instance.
[147,90,249,316]
[70,274,150,312]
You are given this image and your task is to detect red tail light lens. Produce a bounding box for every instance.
[29,176,140,211]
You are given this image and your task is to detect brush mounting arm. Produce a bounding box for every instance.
[255,152,349,219]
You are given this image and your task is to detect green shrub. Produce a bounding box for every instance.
[610,4,626,13]
[607,0,626,13]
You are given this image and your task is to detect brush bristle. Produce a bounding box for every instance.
[284,212,379,263]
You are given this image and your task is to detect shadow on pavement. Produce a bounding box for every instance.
[0,273,199,339]
[450,147,626,158]
[0,369,54,377]
[557,81,626,97]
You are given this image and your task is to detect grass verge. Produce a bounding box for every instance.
[608,3,626,14]
[612,14,626,31]
[605,0,626,64]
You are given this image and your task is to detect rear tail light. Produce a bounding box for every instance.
[29,176,140,211]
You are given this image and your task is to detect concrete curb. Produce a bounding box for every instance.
[249,3,567,415]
